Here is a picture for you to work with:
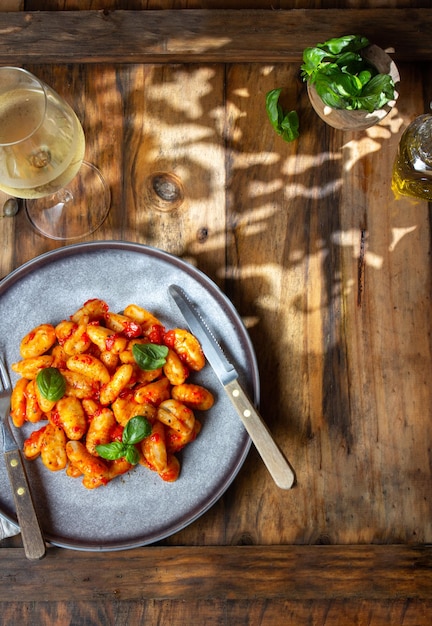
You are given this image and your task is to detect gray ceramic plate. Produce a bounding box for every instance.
[0,242,258,551]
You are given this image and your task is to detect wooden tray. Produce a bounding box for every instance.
[1,7,432,624]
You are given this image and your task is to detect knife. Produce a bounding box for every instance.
[3,428,46,560]
[168,285,295,490]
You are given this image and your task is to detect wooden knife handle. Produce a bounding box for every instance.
[4,449,46,560]
[225,379,295,490]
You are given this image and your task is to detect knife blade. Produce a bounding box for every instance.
[168,285,295,490]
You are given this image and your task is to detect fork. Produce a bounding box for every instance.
[0,358,46,560]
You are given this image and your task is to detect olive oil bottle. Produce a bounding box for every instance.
[392,114,432,201]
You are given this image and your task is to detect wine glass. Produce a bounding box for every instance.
[0,67,110,240]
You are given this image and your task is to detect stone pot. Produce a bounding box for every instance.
[307,44,400,131]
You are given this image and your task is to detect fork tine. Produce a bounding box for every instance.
[0,356,11,391]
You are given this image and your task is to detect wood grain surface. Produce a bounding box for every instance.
[0,9,431,64]
[1,545,432,624]
[1,544,432,601]
[1,1,432,625]
[0,55,428,546]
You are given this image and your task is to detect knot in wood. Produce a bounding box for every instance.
[145,172,184,212]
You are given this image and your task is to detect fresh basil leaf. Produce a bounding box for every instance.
[265,88,283,132]
[124,446,140,465]
[318,35,369,55]
[132,342,169,370]
[343,58,373,77]
[334,51,363,70]
[301,47,329,78]
[265,89,299,142]
[331,72,363,97]
[362,73,395,98]
[96,442,128,461]
[123,415,152,445]
[314,75,348,109]
[279,110,300,142]
[355,74,395,111]
[317,89,347,110]
[36,367,66,402]
[358,69,373,87]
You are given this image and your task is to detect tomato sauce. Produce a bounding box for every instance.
[122,321,141,338]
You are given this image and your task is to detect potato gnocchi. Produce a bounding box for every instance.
[10,299,214,489]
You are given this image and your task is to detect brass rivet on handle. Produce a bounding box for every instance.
[10,459,18,468]
[17,487,25,496]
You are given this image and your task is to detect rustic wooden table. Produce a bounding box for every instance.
[1,1,432,624]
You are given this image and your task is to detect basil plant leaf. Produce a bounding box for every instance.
[301,47,329,78]
[355,74,395,111]
[265,89,299,143]
[334,51,363,70]
[123,415,152,445]
[132,342,169,370]
[265,88,283,132]
[331,72,363,97]
[124,446,140,465]
[36,367,66,402]
[358,69,373,87]
[362,73,395,99]
[317,89,347,110]
[314,75,348,109]
[96,442,128,461]
[279,111,300,142]
[318,35,369,55]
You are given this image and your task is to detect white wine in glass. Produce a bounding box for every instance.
[0,67,110,240]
